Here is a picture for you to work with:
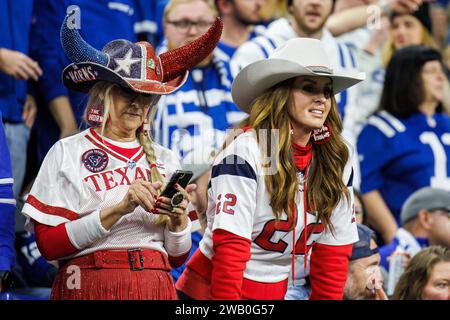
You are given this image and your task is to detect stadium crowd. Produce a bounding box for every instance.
[0,0,449,300]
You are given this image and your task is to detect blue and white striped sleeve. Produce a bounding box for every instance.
[0,118,16,271]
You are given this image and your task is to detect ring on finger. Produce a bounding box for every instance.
[171,191,186,207]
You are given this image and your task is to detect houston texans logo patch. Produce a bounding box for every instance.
[82,149,109,173]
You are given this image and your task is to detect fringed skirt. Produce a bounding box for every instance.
[51,249,177,300]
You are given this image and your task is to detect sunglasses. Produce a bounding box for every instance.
[116,86,154,104]
[293,81,334,99]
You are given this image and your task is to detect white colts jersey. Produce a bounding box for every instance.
[22,128,181,258]
[199,131,358,283]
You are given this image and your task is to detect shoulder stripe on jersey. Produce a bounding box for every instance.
[86,135,128,162]
[254,41,270,59]
[165,88,233,106]
[214,47,230,62]
[86,132,145,164]
[211,155,257,181]
[347,168,354,187]
[344,43,357,68]
[0,178,13,185]
[89,128,144,161]
[265,37,278,52]
[367,116,396,138]
[0,198,16,205]
[379,111,406,133]
[254,37,276,58]
[26,194,79,221]
[337,43,346,67]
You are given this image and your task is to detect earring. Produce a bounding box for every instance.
[139,110,151,135]
[139,121,150,135]
[311,123,332,144]
[86,104,104,127]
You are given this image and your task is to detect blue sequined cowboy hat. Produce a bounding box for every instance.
[60,6,222,95]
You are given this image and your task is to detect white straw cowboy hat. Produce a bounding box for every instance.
[231,38,365,113]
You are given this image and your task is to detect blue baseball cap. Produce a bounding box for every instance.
[350,224,379,261]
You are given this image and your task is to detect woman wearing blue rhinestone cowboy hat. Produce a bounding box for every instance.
[21,6,222,300]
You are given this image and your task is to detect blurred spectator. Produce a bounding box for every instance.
[30,0,140,164]
[444,44,450,78]
[354,189,367,225]
[0,114,15,294]
[134,0,169,48]
[154,0,246,160]
[343,224,388,300]
[215,0,266,60]
[351,4,450,148]
[430,0,449,49]
[0,0,41,198]
[230,0,362,149]
[393,246,450,300]
[327,0,422,38]
[379,187,450,271]
[382,2,438,66]
[0,0,57,300]
[357,46,450,244]
[259,0,288,23]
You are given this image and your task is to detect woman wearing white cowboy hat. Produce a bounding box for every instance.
[176,37,365,300]
[21,7,223,300]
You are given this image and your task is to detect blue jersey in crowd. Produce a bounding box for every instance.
[0,115,15,272]
[358,111,450,223]
[134,0,167,48]
[30,0,139,162]
[215,26,265,61]
[379,228,429,271]
[0,0,34,123]
[153,53,246,159]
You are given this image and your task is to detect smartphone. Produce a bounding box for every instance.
[159,170,193,199]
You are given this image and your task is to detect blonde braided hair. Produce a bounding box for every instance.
[86,82,168,225]
[136,96,169,225]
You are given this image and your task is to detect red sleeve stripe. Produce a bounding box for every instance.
[27,194,79,221]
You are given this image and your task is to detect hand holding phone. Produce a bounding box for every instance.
[155,170,193,209]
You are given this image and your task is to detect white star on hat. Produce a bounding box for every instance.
[114,48,140,76]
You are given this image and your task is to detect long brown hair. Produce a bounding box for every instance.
[393,246,450,300]
[229,78,350,231]
[85,82,168,225]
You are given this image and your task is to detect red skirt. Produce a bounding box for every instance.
[51,249,178,300]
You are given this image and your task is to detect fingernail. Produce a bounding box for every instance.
[154,195,158,200]
[151,208,158,214]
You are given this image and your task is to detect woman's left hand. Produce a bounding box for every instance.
[155,183,197,232]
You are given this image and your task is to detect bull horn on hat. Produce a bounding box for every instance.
[159,18,223,82]
[60,6,109,66]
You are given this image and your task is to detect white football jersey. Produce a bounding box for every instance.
[22,128,182,259]
[199,131,358,283]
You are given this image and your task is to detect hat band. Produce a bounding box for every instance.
[306,66,333,75]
